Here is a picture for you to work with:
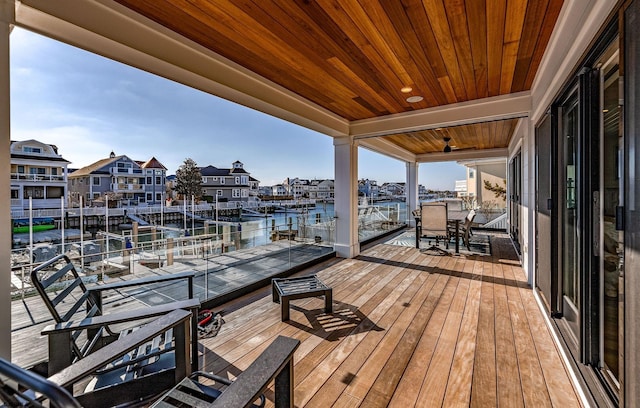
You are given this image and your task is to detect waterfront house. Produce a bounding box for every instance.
[138,156,167,206]
[200,161,258,203]
[379,182,405,199]
[10,139,70,211]
[68,151,167,207]
[457,158,508,214]
[2,1,640,406]
[308,179,334,202]
[283,177,310,199]
[358,178,379,200]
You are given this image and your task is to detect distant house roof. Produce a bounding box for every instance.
[200,165,229,176]
[10,154,70,162]
[200,164,252,176]
[141,156,167,170]
[69,155,125,178]
[10,139,70,163]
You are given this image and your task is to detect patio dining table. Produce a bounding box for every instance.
[414,210,468,254]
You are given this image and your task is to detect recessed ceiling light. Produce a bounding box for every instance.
[406,96,423,103]
[401,86,413,93]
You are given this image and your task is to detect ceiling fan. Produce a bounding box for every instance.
[442,137,476,153]
[443,137,452,153]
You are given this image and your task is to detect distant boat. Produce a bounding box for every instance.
[12,217,56,233]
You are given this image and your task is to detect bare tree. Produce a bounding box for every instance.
[175,158,203,200]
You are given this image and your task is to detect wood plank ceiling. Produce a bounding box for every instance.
[113,0,563,156]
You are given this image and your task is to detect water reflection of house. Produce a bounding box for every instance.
[10,139,70,211]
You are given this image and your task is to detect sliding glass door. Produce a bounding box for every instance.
[558,89,581,344]
[598,45,622,392]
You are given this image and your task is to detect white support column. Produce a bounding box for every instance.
[0,0,14,361]
[333,137,359,258]
[405,162,419,227]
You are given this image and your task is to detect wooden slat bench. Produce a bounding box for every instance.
[272,275,332,321]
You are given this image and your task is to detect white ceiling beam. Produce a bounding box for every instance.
[15,0,350,137]
[350,92,531,139]
[416,148,508,163]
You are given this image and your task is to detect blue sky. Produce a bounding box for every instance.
[10,27,465,190]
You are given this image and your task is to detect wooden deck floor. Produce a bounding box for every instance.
[199,235,581,407]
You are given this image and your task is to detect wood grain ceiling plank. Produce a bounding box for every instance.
[250,0,394,116]
[278,0,406,114]
[425,129,446,152]
[486,0,506,97]
[511,0,549,92]
[481,121,491,149]
[445,0,478,100]
[192,1,354,95]
[466,0,489,99]
[500,119,511,146]
[313,0,414,112]
[365,0,445,108]
[401,2,458,105]
[379,1,449,106]
[499,0,528,94]
[115,1,337,107]
[327,57,394,114]
[468,124,481,149]
[283,0,388,93]
[485,120,503,149]
[490,120,502,149]
[185,0,369,117]
[345,0,413,86]
[523,0,564,89]
[129,0,340,110]
[423,0,468,102]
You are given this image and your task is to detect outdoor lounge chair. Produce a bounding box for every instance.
[0,334,300,408]
[30,254,200,404]
[418,202,450,253]
[0,309,193,407]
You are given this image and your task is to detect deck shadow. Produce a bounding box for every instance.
[286,300,383,341]
[355,254,530,290]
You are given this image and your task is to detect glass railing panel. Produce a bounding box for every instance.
[356,203,406,242]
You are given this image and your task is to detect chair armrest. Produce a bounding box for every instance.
[48,309,192,388]
[41,298,200,334]
[87,271,195,293]
[209,336,300,408]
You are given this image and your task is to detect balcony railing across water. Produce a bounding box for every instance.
[10,173,65,182]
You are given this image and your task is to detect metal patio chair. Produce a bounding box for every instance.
[418,202,451,253]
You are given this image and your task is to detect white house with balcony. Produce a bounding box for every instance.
[10,139,70,211]
[308,179,334,201]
